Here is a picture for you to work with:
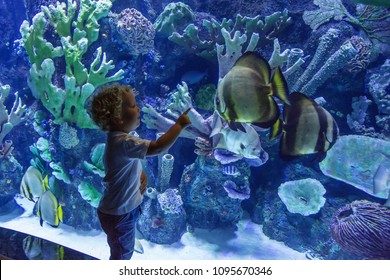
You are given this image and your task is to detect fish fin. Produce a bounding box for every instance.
[252,97,281,129]
[289,92,314,106]
[58,246,65,260]
[39,217,43,227]
[58,205,63,222]
[134,239,144,254]
[234,51,271,84]
[314,152,327,162]
[43,176,49,191]
[271,67,290,105]
[270,118,283,141]
[279,152,297,161]
[228,121,246,132]
[210,115,223,137]
[33,201,39,216]
[373,163,389,195]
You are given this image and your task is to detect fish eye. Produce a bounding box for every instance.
[215,96,220,105]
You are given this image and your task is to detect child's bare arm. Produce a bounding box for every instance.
[146,108,192,156]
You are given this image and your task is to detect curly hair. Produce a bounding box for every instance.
[90,85,133,131]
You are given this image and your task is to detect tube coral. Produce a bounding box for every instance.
[330,200,390,259]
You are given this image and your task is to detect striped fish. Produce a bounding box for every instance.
[37,190,63,228]
[215,51,289,131]
[20,166,47,202]
[222,165,241,176]
[271,92,339,160]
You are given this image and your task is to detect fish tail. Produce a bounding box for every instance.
[270,118,283,141]
[271,67,290,105]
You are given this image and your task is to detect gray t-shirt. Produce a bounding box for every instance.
[98,131,150,215]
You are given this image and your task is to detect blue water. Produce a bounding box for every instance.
[0,0,389,260]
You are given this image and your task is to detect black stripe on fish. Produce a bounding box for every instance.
[285,100,303,154]
[224,80,239,121]
[314,102,329,153]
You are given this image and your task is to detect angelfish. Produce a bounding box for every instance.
[271,92,339,160]
[215,51,289,131]
[36,190,63,227]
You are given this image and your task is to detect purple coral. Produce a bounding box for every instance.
[116,8,155,56]
[330,200,390,259]
[223,180,250,200]
[157,188,184,215]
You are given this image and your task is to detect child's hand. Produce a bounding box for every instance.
[176,108,192,129]
[140,171,147,195]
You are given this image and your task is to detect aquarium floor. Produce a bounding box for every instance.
[0,195,306,260]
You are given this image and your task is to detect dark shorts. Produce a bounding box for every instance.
[97,205,141,260]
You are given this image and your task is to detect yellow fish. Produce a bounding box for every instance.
[37,190,63,227]
[271,92,339,160]
[215,51,289,131]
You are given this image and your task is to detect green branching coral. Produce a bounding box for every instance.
[159,7,291,62]
[153,2,195,36]
[303,0,390,44]
[20,0,124,129]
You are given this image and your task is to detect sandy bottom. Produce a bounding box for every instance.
[0,195,306,260]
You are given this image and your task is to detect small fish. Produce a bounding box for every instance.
[271,92,339,160]
[351,0,390,7]
[373,162,389,195]
[215,51,289,131]
[36,190,63,227]
[181,70,208,85]
[222,165,241,176]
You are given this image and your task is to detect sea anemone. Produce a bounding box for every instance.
[330,200,390,259]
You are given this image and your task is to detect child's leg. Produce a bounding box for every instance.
[98,206,141,260]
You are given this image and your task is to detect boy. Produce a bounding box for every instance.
[90,85,191,260]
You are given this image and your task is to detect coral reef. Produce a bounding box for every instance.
[195,83,216,111]
[83,143,105,178]
[320,135,390,200]
[157,188,184,215]
[368,59,390,138]
[253,187,359,259]
[20,0,124,129]
[0,84,28,143]
[114,8,155,56]
[303,0,390,45]
[179,156,249,229]
[330,200,390,259]
[155,2,291,63]
[278,179,327,216]
[291,28,359,95]
[137,197,187,244]
[157,153,174,191]
[142,82,212,140]
[153,2,195,37]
